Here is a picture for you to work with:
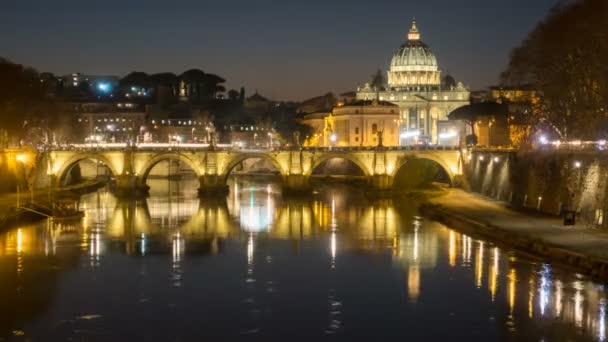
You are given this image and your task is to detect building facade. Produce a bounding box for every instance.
[356,20,469,145]
[302,101,400,147]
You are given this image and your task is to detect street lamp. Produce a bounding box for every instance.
[330,133,337,145]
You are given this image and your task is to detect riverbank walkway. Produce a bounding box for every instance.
[425,189,608,272]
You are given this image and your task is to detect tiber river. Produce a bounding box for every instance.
[0,177,607,341]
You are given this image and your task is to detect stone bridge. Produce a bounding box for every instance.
[46,146,463,197]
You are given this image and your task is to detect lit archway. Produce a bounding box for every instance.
[223,154,284,183]
[57,155,117,187]
[140,154,201,196]
[392,157,452,191]
[309,154,369,177]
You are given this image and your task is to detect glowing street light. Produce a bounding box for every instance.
[97,82,111,93]
[330,133,337,144]
[574,161,582,168]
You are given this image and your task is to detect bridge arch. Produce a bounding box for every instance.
[138,153,202,182]
[222,153,286,183]
[308,153,371,177]
[391,155,455,188]
[55,153,120,186]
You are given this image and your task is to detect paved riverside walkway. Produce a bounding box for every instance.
[424,189,608,265]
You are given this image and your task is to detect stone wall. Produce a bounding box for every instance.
[464,150,608,227]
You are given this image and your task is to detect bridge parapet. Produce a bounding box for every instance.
[46,146,462,198]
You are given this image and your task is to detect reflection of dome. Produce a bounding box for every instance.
[387,20,441,89]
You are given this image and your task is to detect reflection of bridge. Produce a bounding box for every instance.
[47,146,462,196]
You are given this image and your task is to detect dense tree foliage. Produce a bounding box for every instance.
[370,69,386,92]
[501,0,608,140]
[0,58,66,147]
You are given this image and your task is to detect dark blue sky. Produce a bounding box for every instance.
[1,0,557,100]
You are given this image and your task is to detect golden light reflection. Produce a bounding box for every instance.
[508,268,516,317]
[528,274,535,318]
[462,235,472,266]
[408,264,420,303]
[475,241,484,288]
[17,229,23,253]
[449,230,456,267]
[489,247,499,301]
[413,226,419,262]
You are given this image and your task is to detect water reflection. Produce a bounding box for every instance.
[0,177,606,340]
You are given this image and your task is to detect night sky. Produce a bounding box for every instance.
[1,0,557,100]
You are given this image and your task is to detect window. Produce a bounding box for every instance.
[355,137,359,142]
[355,127,359,134]
[372,124,378,134]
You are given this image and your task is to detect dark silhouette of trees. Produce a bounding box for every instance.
[501,0,608,140]
[150,72,178,104]
[239,87,246,103]
[179,69,226,102]
[370,69,386,91]
[0,58,66,147]
[227,89,239,101]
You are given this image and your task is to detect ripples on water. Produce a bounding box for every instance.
[0,177,606,341]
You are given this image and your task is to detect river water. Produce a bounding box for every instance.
[0,177,607,341]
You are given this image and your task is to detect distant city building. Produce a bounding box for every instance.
[146,104,213,143]
[449,102,512,147]
[226,124,275,148]
[72,102,145,143]
[490,85,537,104]
[356,20,470,145]
[62,73,119,93]
[302,100,400,147]
[245,92,273,115]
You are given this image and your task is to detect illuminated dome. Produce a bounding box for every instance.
[388,20,441,89]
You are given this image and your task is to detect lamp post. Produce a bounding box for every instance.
[330,133,338,147]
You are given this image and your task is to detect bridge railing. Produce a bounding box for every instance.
[49,144,463,153]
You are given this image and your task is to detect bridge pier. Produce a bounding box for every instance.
[282,174,312,195]
[114,174,149,198]
[366,174,395,197]
[198,175,229,197]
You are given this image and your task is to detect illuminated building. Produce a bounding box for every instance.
[356,20,470,145]
[74,102,146,143]
[302,100,400,147]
